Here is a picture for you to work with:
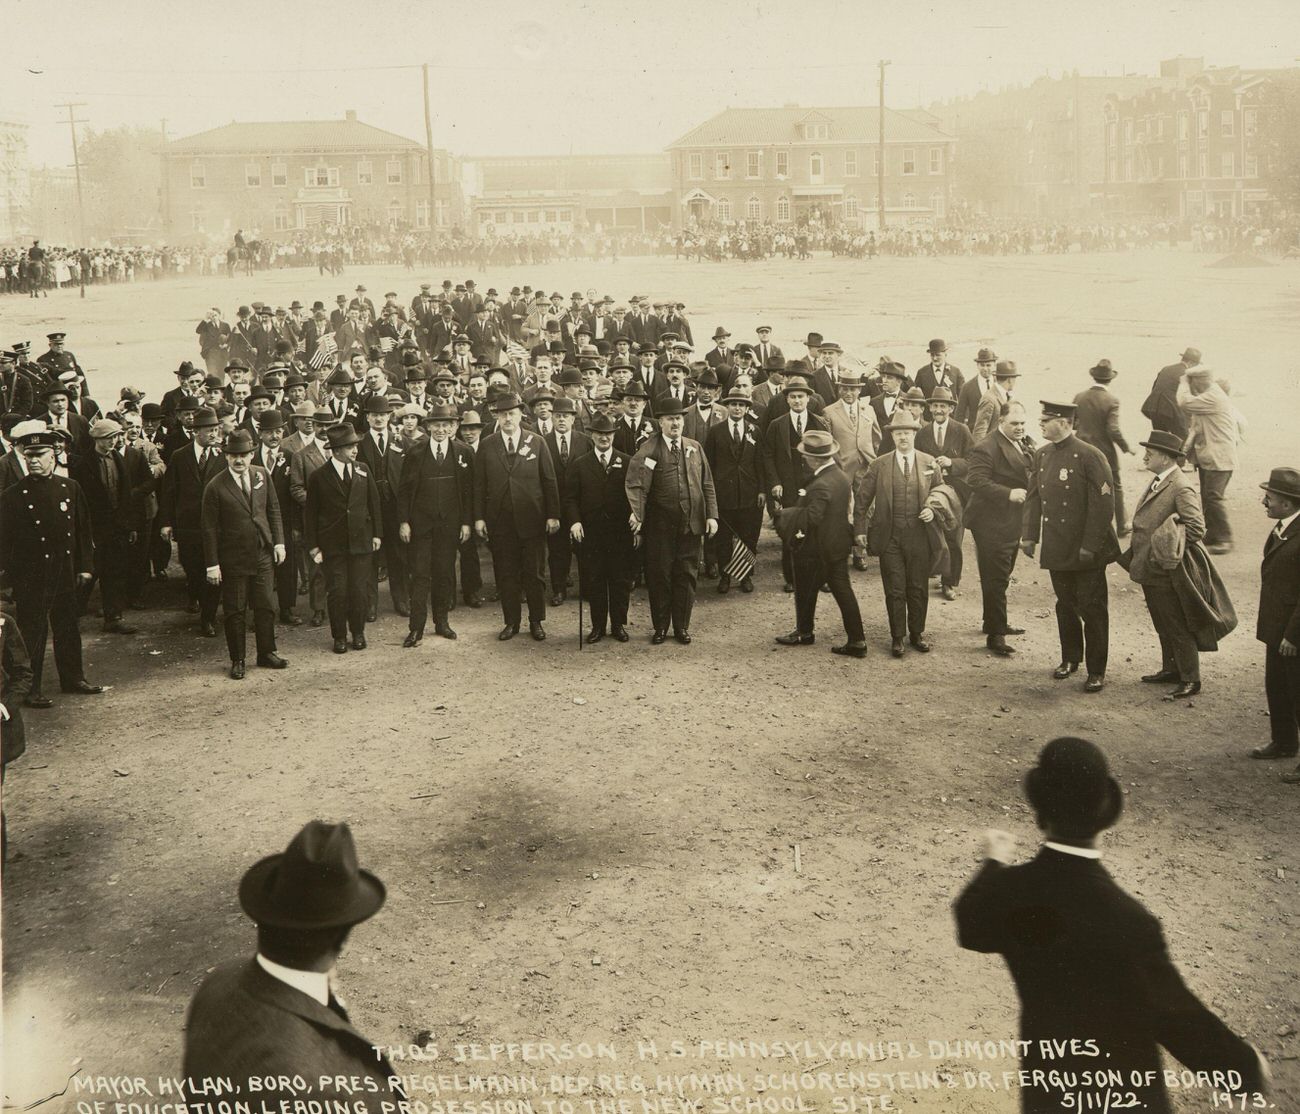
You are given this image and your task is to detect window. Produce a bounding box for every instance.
[716,197,731,222]
[929,147,943,174]
[902,148,915,175]
[1221,153,1235,178]
[415,200,430,229]
[244,162,261,188]
[528,210,539,222]
[873,149,881,176]
[803,123,828,141]
[688,153,703,179]
[190,208,205,229]
[357,160,373,185]
[902,192,916,209]
[775,150,789,177]
[745,196,761,221]
[844,150,858,177]
[715,152,730,179]
[746,151,761,178]
[1156,117,1165,138]
[809,152,823,180]
[775,196,790,222]
[1107,122,1117,149]
[545,210,557,222]
[1244,108,1258,136]
[1245,154,1258,178]
[844,196,858,219]
[494,211,505,224]
[305,166,339,187]
[1196,110,1208,138]
[930,190,945,219]
[190,161,205,189]
[386,159,402,185]
[559,209,572,222]
[1123,155,1133,181]
[1123,119,1133,144]
[1178,112,1189,140]
[387,199,403,227]
[1220,110,1234,137]
[1197,151,1207,178]
[1178,153,1188,178]
[1108,156,1118,181]
[271,163,287,187]
[273,211,290,231]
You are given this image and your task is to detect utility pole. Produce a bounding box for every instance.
[57,101,88,298]
[160,117,170,242]
[422,63,438,238]
[877,61,890,230]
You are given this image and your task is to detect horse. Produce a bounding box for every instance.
[24,258,48,298]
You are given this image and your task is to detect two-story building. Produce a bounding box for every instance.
[666,105,956,229]
[161,112,462,240]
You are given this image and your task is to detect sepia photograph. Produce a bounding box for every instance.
[1,2,1298,1111]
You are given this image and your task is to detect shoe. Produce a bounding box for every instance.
[831,642,868,658]
[891,639,905,658]
[229,661,246,680]
[940,585,956,601]
[852,555,868,571]
[256,652,288,669]
[549,592,564,607]
[612,626,629,642]
[1168,681,1201,698]
[987,635,1016,657]
[775,630,815,646]
[154,570,168,580]
[280,610,303,627]
[498,625,519,641]
[651,630,667,644]
[200,621,219,638]
[740,576,754,593]
[465,594,483,609]
[1206,542,1232,555]
[62,680,105,695]
[1251,743,1298,760]
[366,609,377,623]
[403,631,423,648]
[487,589,500,602]
[1002,626,1026,636]
[1052,661,1080,680]
[703,563,718,579]
[910,634,931,653]
[783,581,794,593]
[102,620,138,635]
[716,576,731,594]
[395,603,410,618]
[1281,768,1300,785]
[23,694,53,709]
[1084,673,1105,693]
[185,599,200,614]
[435,623,457,640]
[819,583,831,593]
[333,638,348,654]
[674,629,691,645]
[298,583,309,596]
[586,630,604,644]
[311,610,326,627]
[530,622,546,641]
[1142,669,1179,684]
[351,634,367,651]
[126,597,146,610]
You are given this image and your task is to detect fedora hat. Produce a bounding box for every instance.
[587,412,617,434]
[782,378,814,395]
[877,360,909,381]
[975,347,998,364]
[927,386,957,406]
[489,392,524,413]
[994,360,1019,379]
[458,409,483,428]
[1180,347,1202,364]
[192,407,219,429]
[224,429,257,454]
[796,430,838,459]
[805,332,823,348]
[1024,737,1123,838]
[900,387,927,405]
[883,413,922,433]
[618,380,649,400]
[239,820,385,930]
[1089,359,1117,382]
[291,402,316,419]
[424,403,459,423]
[835,369,863,386]
[655,397,686,417]
[1138,430,1186,458]
[326,424,360,449]
[720,390,753,407]
[1260,467,1300,501]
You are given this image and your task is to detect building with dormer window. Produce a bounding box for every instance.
[667,105,955,229]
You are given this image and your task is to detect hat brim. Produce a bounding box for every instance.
[239,854,387,929]
[1139,439,1186,456]
[1260,483,1300,499]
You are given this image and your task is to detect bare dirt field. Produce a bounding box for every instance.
[2,250,1298,1113]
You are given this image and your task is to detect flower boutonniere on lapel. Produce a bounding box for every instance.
[744,432,756,445]
[252,475,265,491]
[685,445,696,458]
[610,460,623,470]
[457,457,469,469]
[355,465,368,477]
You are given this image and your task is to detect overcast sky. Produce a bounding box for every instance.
[5,0,1297,167]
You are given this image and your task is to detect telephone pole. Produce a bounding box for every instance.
[877,61,890,231]
[57,101,88,297]
[422,63,438,236]
[160,117,169,237]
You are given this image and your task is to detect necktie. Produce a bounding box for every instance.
[507,437,516,457]
[902,455,911,478]
[936,424,944,451]
[732,422,741,446]
[436,443,443,462]
[600,453,609,473]
[241,473,252,507]
[377,434,386,456]
[795,414,804,437]
[560,436,569,461]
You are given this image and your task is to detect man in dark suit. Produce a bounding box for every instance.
[1141,346,1199,440]
[614,382,655,456]
[954,347,998,430]
[254,411,301,626]
[955,736,1266,1114]
[1253,467,1300,781]
[355,397,409,620]
[774,431,866,656]
[73,419,153,635]
[160,407,227,635]
[751,325,783,370]
[474,393,561,642]
[183,821,405,1107]
[543,398,591,607]
[565,413,635,643]
[304,424,383,654]
[913,338,965,403]
[36,381,91,465]
[398,405,474,647]
[705,327,732,375]
[200,429,289,679]
[1074,359,1135,536]
[965,401,1034,657]
[915,386,974,601]
[705,390,764,594]
[762,378,829,592]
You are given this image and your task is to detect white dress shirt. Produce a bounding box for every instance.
[257,954,330,1006]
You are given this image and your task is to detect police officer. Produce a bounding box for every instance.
[1021,401,1120,692]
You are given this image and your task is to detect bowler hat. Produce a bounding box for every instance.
[1138,430,1186,458]
[283,373,308,390]
[805,332,823,348]
[797,430,838,458]
[326,367,354,387]
[555,368,582,387]
[1089,359,1117,382]
[927,386,957,406]
[489,392,524,413]
[655,397,686,417]
[1259,467,1300,501]
[176,396,200,413]
[226,358,251,374]
[1180,347,1202,363]
[928,338,947,355]
[257,409,285,431]
[224,429,256,454]
[424,404,459,423]
[176,360,197,377]
[326,424,360,449]
[552,397,578,415]
[192,407,219,429]
[239,820,386,930]
[587,412,617,435]
[246,386,273,404]
[141,403,165,421]
[363,395,391,415]
[883,413,922,433]
[43,381,72,400]
[1023,737,1123,838]
[618,381,648,400]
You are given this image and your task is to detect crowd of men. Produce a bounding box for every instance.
[0,282,1298,784]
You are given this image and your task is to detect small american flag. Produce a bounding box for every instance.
[309,333,338,370]
[379,336,396,353]
[723,537,755,583]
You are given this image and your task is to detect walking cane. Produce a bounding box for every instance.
[573,536,583,650]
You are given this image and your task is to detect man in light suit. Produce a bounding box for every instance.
[183,821,405,1108]
[1118,430,1206,699]
[1252,466,1300,781]
[201,429,289,679]
[853,413,939,657]
[1141,345,1198,440]
[915,385,974,601]
[822,369,881,572]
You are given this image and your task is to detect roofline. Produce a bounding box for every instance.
[666,134,955,150]
[666,107,954,149]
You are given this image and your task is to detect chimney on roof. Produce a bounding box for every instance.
[345,109,357,122]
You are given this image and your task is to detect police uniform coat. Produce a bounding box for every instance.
[0,473,94,595]
[1021,435,1119,570]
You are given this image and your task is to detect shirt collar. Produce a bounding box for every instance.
[1276,509,1300,535]
[1043,841,1101,860]
[1154,464,1179,485]
[256,955,330,1006]
[812,461,834,477]
[331,457,351,478]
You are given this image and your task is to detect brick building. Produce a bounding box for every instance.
[666,105,956,229]
[1,120,31,242]
[161,112,462,240]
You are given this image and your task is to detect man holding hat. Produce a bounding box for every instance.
[356,397,409,620]
[0,423,102,707]
[854,412,939,656]
[1074,359,1135,536]
[916,385,974,600]
[474,393,561,641]
[955,737,1266,1114]
[1254,467,1300,779]
[705,389,765,593]
[625,398,718,644]
[183,820,405,1104]
[1118,431,1207,698]
[200,429,288,679]
[763,373,830,593]
[160,407,228,635]
[304,424,383,653]
[1177,365,1238,554]
[1021,401,1120,692]
[774,430,867,656]
[971,359,1020,443]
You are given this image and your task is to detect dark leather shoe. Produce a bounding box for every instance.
[987,635,1016,657]
[549,592,564,607]
[1142,669,1179,684]
[103,619,137,635]
[62,680,105,695]
[1084,673,1105,693]
[365,609,377,623]
[1168,681,1201,698]
[465,594,483,609]
[333,638,348,654]
[674,629,691,645]
[351,634,367,651]
[23,694,53,709]
[651,630,667,644]
[185,599,200,614]
[530,622,546,641]
[909,634,931,653]
[280,610,303,627]
[1002,626,1026,636]
[498,625,519,641]
[1252,743,1299,760]
[311,610,326,627]
[775,630,815,646]
[891,639,905,658]
[852,555,868,571]
[612,626,629,642]
[256,652,288,669]
[395,603,410,618]
[1052,661,1079,680]
[716,576,731,594]
[940,585,957,601]
[435,623,457,640]
[740,576,754,593]
[703,563,718,579]
[585,630,604,644]
[229,661,246,680]
[783,581,794,593]
[200,622,219,638]
[831,642,868,658]
[403,631,423,648]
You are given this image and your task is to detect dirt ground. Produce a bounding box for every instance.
[2,250,1297,1113]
